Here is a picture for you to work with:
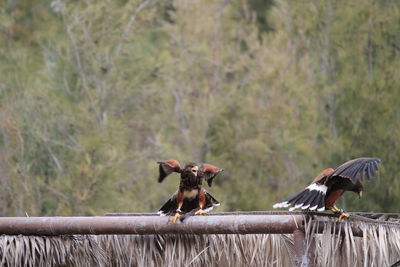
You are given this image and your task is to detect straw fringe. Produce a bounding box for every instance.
[304,217,400,267]
[0,234,294,267]
[97,234,295,266]
[0,235,106,267]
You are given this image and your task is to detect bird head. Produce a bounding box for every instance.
[185,162,199,176]
[191,165,199,176]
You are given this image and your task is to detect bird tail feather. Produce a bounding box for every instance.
[179,192,220,221]
[205,191,220,208]
[158,197,177,216]
[273,184,326,212]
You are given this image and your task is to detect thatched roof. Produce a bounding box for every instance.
[0,212,399,266]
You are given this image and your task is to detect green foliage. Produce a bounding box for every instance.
[0,0,399,215]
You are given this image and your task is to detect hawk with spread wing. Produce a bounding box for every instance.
[157,160,223,222]
[273,157,381,220]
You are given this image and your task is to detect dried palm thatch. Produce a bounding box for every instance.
[0,214,399,267]
[98,234,295,266]
[305,217,400,267]
[0,235,106,267]
[0,234,295,267]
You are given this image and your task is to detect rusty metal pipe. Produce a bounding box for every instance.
[0,215,305,236]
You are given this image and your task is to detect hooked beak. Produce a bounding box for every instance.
[191,166,199,175]
[359,191,363,198]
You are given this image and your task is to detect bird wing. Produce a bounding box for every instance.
[157,160,182,183]
[272,158,381,211]
[199,163,223,187]
[327,157,381,184]
[312,168,335,183]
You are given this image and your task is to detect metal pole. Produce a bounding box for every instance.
[0,215,305,236]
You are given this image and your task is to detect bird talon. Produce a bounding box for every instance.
[338,212,350,221]
[195,209,208,215]
[331,207,341,214]
[171,213,181,222]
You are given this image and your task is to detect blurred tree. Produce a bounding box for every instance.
[0,0,399,216]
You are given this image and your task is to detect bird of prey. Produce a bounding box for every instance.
[157,160,223,222]
[273,157,381,220]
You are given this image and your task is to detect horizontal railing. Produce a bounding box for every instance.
[0,214,305,236]
[0,211,398,236]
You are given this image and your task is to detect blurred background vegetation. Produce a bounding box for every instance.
[0,0,399,216]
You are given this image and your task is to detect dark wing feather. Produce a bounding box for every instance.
[199,163,223,187]
[157,160,182,183]
[328,157,381,184]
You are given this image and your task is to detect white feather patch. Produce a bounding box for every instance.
[289,203,303,211]
[309,205,318,211]
[203,206,215,213]
[273,201,289,209]
[306,183,327,194]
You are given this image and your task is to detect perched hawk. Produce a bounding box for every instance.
[273,157,381,220]
[157,160,223,222]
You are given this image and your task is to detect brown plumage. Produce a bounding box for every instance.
[199,163,223,187]
[273,157,381,220]
[157,160,181,183]
[157,160,223,222]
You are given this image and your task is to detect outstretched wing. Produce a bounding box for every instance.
[273,168,334,211]
[157,160,182,183]
[199,163,223,187]
[273,157,381,212]
[328,157,381,184]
